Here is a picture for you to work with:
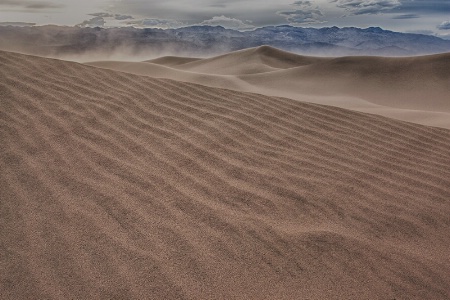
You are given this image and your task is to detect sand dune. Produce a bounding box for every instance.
[87,46,450,129]
[146,56,202,67]
[2,50,450,299]
[172,46,328,75]
[240,52,450,111]
[87,60,253,92]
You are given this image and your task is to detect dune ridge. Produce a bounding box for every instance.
[87,60,253,92]
[1,50,450,299]
[172,46,327,75]
[87,46,450,129]
[146,56,202,67]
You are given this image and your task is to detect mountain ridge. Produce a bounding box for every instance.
[1,24,449,59]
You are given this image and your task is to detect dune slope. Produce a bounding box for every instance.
[86,60,253,92]
[1,50,450,299]
[87,46,450,129]
[146,56,202,67]
[174,46,328,75]
[240,52,450,112]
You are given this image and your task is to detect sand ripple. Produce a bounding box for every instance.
[1,50,450,299]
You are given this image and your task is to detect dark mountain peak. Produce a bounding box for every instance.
[364,27,386,33]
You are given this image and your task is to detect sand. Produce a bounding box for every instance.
[1,49,450,299]
[87,46,450,129]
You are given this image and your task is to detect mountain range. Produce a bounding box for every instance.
[1,25,450,59]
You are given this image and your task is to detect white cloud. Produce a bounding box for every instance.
[199,15,254,30]
[437,20,450,30]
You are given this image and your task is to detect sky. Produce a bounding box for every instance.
[0,0,449,38]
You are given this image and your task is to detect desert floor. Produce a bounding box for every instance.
[1,49,450,299]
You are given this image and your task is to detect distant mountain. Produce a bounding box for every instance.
[1,25,449,58]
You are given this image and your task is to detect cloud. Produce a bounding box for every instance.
[0,22,36,27]
[0,0,63,10]
[405,29,450,39]
[437,34,450,40]
[405,29,434,35]
[115,14,134,20]
[209,4,227,8]
[292,0,313,5]
[392,13,419,19]
[76,16,106,28]
[331,0,401,15]
[89,12,134,20]
[437,21,450,30]
[199,15,254,30]
[278,1,326,24]
[107,1,298,28]
[125,18,184,29]
[395,0,450,14]
[89,12,114,18]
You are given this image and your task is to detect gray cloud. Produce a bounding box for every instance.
[438,34,450,40]
[405,29,435,35]
[0,0,63,9]
[437,21,450,30]
[108,1,287,28]
[89,12,134,20]
[104,0,450,27]
[278,1,326,24]
[0,21,36,26]
[199,15,254,29]
[89,12,114,18]
[76,16,106,28]
[209,4,226,8]
[392,13,419,19]
[115,14,134,20]
[292,1,313,5]
[394,0,450,14]
[331,0,401,15]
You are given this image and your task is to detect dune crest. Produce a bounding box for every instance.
[146,56,202,67]
[173,46,328,75]
[87,46,450,129]
[1,50,450,299]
